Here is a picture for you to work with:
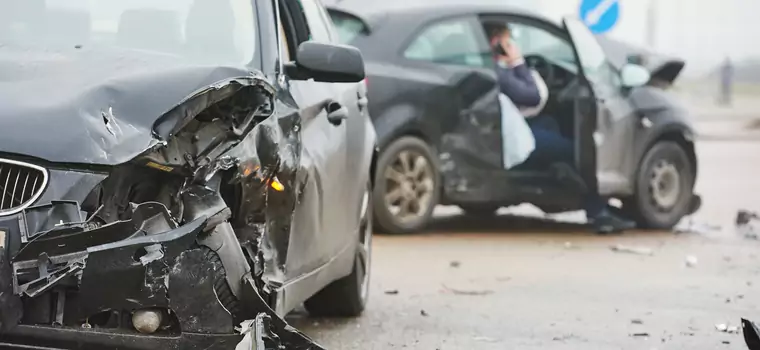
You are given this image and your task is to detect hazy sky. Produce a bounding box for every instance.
[531,0,757,76]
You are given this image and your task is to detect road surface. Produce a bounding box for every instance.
[288,138,760,349]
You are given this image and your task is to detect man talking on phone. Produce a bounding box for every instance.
[483,21,636,234]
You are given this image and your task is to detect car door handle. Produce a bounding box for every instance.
[357,96,368,108]
[325,101,348,126]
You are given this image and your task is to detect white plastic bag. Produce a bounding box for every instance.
[499,92,535,169]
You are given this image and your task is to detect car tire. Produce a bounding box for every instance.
[304,180,372,317]
[459,204,500,217]
[623,141,695,230]
[373,136,439,234]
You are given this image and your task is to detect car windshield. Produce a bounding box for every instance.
[0,0,257,65]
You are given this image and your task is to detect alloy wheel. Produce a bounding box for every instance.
[357,186,372,302]
[383,150,435,225]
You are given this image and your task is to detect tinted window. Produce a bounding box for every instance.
[403,17,486,67]
[299,0,333,42]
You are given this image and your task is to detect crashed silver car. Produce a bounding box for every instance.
[0,0,375,349]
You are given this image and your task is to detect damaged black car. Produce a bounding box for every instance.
[0,0,375,349]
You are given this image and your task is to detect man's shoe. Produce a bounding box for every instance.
[590,212,636,234]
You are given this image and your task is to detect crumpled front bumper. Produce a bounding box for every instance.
[0,200,322,350]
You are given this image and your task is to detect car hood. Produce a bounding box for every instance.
[0,44,258,165]
[596,36,685,86]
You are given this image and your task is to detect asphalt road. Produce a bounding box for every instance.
[288,139,760,349]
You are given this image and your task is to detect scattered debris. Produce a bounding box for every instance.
[442,284,494,296]
[631,319,644,325]
[736,210,760,239]
[420,309,429,317]
[674,217,721,235]
[726,298,732,304]
[722,340,730,345]
[473,336,498,343]
[450,261,461,268]
[737,294,745,300]
[630,332,650,338]
[384,289,399,295]
[715,323,741,334]
[680,332,695,336]
[610,244,654,256]
[563,241,581,250]
[685,255,699,268]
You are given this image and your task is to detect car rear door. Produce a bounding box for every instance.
[562,17,636,195]
[400,15,504,196]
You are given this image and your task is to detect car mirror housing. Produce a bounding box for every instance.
[620,63,651,88]
[285,41,365,83]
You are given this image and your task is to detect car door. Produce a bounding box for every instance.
[401,15,504,197]
[278,0,351,283]
[562,17,637,195]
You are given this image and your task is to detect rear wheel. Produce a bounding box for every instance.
[623,141,695,229]
[373,137,439,234]
[304,180,372,317]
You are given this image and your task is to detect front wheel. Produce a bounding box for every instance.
[372,137,439,234]
[304,180,372,317]
[623,141,695,229]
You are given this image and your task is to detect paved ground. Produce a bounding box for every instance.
[288,138,760,349]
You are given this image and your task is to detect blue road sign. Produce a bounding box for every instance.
[579,0,620,34]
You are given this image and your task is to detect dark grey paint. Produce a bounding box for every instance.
[328,3,697,212]
[0,0,375,348]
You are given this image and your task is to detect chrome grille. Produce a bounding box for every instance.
[0,159,47,216]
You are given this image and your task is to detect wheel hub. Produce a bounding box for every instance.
[383,150,433,224]
[649,160,681,210]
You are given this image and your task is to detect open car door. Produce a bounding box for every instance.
[562,16,636,195]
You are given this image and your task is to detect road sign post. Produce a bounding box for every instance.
[579,0,620,34]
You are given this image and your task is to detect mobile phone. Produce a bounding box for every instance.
[492,42,507,56]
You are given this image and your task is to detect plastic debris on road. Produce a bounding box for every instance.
[736,210,760,240]
[610,244,654,256]
[685,255,698,268]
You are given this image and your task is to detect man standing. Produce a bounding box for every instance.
[483,21,636,234]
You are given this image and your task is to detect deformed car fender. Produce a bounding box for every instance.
[630,87,698,181]
[372,103,430,149]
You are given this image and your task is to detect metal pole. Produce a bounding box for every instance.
[645,0,657,48]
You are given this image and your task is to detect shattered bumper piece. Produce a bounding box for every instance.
[0,201,324,350]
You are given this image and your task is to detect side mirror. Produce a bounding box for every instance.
[285,41,365,83]
[620,63,651,88]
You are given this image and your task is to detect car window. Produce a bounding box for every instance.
[298,0,333,42]
[563,18,613,78]
[403,17,486,68]
[327,10,368,44]
[509,23,576,67]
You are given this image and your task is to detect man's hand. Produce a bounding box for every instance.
[504,42,524,66]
